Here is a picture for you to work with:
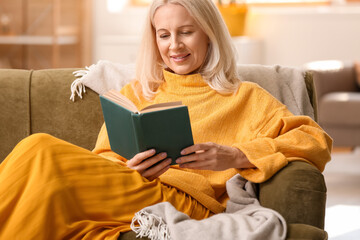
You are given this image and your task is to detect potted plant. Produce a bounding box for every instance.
[217,0,248,36]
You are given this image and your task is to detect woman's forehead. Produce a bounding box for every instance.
[153,4,196,30]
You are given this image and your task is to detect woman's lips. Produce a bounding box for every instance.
[171,54,190,63]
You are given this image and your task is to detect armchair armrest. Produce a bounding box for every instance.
[259,161,327,229]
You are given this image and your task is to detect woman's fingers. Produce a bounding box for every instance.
[142,158,172,180]
[127,149,156,168]
[180,143,212,155]
[128,151,168,171]
[177,143,213,164]
[139,152,168,170]
[127,150,172,180]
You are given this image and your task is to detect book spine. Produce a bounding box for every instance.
[131,113,147,154]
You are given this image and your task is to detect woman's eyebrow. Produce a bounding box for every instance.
[179,24,195,28]
[156,24,195,33]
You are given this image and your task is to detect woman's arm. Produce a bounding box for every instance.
[176,143,255,171]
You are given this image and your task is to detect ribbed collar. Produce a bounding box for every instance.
[160,69,210,94]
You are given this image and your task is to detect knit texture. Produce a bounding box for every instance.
[93,70,332,214]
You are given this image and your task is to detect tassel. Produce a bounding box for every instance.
[70,78,86,101]
[70,67,91,101]
[131,210,171,240]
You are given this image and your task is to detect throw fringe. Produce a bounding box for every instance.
[70,77,86,101]
[70,64,95,101]
[131,210,171,240]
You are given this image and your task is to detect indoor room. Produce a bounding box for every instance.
[0,0,359,239]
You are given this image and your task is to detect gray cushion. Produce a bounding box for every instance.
[319,92,360,126]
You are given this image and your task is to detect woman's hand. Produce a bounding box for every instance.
[127,149,172,181]
[176,142,255,171]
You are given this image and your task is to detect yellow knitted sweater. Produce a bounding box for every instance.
[93,70,332,214]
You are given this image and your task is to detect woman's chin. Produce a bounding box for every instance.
[168,66,200,75]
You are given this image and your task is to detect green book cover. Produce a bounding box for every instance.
[99,90,194,165]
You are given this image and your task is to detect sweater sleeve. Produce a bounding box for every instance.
[234,108,333,183]
[229,83,333,183]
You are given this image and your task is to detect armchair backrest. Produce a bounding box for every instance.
[306,60,359,99]
[0,65,317,163]
[237,64,317,121]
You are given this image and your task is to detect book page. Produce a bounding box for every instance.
[140,101,183,113]
[102,89,139,113]
[102,89,184,114]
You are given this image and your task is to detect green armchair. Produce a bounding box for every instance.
[0,68,328,239]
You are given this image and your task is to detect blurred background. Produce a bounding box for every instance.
[0,0,359,68]
[0,0,359,239]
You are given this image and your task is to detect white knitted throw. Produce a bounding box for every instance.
[70,60,135,101]
[130,174,287,240]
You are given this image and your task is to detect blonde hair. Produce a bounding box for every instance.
[135,0,240,100]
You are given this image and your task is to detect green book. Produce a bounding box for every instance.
[99,90,194,165]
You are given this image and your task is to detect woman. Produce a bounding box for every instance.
[0,0,332,239]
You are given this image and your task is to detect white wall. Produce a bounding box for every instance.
[246,5,360,67]
[92,1,360,67]
[92,0,147,64]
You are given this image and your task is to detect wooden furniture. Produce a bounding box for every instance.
[0,0,92,69]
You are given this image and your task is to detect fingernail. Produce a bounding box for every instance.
[167,158,172,164]
[176,158,181,164]
[181,150,186,155]
[160,152,167,158]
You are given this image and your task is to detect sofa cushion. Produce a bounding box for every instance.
[30,69,104,151]
[0,69,32,162]
[319,92,360,126]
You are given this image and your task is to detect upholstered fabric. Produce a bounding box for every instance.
[0,69,104,162]
[286,224,328,240]
[30,69,104,151]
[320,92,360,126]
[310,62,359,99]
[0,69,31,162]
[308,61,360,146]
[259,161,326,229]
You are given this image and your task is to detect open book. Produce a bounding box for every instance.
[100,90,194,164]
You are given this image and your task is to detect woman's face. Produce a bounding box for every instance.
[153,3,209,75]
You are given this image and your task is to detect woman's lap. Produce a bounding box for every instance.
[0,133,210,239]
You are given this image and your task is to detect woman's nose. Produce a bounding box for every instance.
[169,36,182,50]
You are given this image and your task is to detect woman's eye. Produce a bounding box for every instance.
[181,31,192,35]
[159,33,170,39]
